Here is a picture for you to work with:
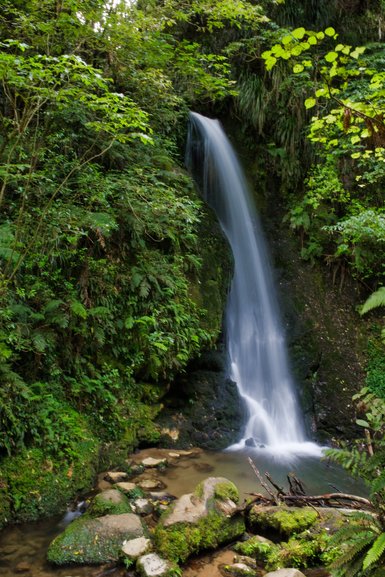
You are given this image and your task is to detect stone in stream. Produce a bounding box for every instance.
[115,481,138,494]
[154,476,245,563]
[141,457,168,468]
[221,562,257,576]
[133,498,154,515]
[138,479,166,491]
[87,489,132,516]
[47,513,145,565]
[137,552,175,577]
[104,471,129,483]
[122,536,152,559]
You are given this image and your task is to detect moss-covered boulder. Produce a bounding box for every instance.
[233,535,279,564]
[87,489,132,517]
[154,477,245,563]
[248,506,318,538]
[47,513,145,565]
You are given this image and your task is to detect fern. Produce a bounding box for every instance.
[360,287,385,315]
[363,533,385,570]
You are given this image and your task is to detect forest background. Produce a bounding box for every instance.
[1,0,385,539]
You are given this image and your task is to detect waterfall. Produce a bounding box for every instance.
[186,112,322,459]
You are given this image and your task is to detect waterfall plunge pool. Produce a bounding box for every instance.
[0,448,367,577]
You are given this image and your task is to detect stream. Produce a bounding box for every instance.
[0,448,366,577]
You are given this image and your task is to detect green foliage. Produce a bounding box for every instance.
[326,388,385,576]
[261,27,385,285]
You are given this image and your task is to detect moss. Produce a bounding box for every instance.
[0,439,99,524]
[154,510,245,563]
[233,536,278,562]
[87,490,132,517]
[214,480,239,503]
[268,537,320,570]
[47,515,128,565]
[248,506,318,537]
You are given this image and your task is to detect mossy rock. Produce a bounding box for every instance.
[154,477,245,563]
[87,489,132,517]
[0,441,99,525]
[233,535,278,563]
[155,508,245,563]
[47,513,145,565]
[248,506,318,538]
[266,537,321,571]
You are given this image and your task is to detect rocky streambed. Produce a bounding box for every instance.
[0,447,365,577]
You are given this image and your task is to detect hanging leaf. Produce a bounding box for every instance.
[304,97,316,109]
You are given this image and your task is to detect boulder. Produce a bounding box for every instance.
[47,513,145,565]
[247,506,318,538]
[154,477,245,563]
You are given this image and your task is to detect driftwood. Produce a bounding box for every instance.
[247,457,374,512]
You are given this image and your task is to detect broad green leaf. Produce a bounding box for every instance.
[308,35,317,45]
[325,51,338,63]
[292,27,306,39]
[325,27,336,36]
[304,97,316,109]
[293,64,304,73]
[351,135,361,144]
[356,419,369,428]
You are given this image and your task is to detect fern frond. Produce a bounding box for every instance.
[360,287,385,315]
[330,527,373,546]
[363,533,385,570]
[331,535,375,569]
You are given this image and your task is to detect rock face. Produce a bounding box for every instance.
[47,513,144,565]
[156,349,244,451]
[154,476,245,563]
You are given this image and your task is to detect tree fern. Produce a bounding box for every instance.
[360,287,385,315]
[363,533,385,571]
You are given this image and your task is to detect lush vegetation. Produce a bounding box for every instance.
[2,8,385,572]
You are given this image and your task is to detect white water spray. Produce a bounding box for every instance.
[186,112,322,459]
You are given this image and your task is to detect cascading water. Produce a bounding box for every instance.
[186,112,322,459]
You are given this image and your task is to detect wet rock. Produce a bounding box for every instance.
[142,457,168,468]
[264,570,306,577]
[221,562,256,576]
[154,477,245,563]
[132,498,154,515]
[156,350,243,451]
[47,513,145,565]
[104,471,129,483]
[122,536,152,560]
[137,552,174,577]
[115,482,138,494]
[138,479,166,491]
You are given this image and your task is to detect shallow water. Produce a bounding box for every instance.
[0,448,366,577]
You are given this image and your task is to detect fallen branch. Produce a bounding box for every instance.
[247,457,374,511]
